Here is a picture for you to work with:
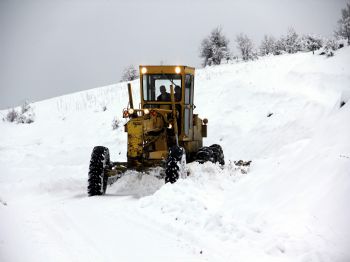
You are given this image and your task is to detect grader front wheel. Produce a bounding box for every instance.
[165,146,186,184]
[87,146,110,196]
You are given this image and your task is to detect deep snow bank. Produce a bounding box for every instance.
[1,47,350,262]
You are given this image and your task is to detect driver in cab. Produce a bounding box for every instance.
[157,85,171,101]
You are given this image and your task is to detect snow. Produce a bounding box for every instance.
[1,48,350,262]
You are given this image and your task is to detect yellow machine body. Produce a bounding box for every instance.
[124,65,207,168]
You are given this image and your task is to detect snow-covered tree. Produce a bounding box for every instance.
[323,39,339,57]
[273,28,301,55]
[259,35,276,56]
[335,3,350,44]
[284,28,301,54]
[236,33,257,61]
[274,37,286,55]
[200,27,231,66]
[300,34,323,54]
[120,65,139,82]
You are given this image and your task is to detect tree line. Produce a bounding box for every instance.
[121,3,350,81]
[200,3,350,66]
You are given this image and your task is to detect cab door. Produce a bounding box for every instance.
[184,74,194,137]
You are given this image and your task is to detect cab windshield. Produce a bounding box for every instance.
[142,74,182,101]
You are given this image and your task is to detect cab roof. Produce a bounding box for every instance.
[139,65,195,75]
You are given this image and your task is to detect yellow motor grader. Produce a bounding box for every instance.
[87,65,224,196]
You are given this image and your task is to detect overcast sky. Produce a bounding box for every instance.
[0,0,348,109]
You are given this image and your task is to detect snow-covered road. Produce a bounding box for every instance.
[1,191,203,262]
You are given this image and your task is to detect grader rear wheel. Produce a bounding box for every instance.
[196,144,225,165]
[87,146,110,196]
[210,144,225,165]
[195,146,214,164]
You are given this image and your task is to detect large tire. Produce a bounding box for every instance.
[195,146,214,164]
[165,159,180,184]
[87,146,110,196]
[210,144,225,165]
[196,144,225,165]
[165,146,185,184]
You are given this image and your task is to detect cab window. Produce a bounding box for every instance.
[142,74,181,101]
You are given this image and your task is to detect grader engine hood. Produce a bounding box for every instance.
[126,113,168,165]
[126,118,144,159]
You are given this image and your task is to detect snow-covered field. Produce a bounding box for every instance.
[1,48,350,262]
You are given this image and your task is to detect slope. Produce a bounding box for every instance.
[0,47,349,262]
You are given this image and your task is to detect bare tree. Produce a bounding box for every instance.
[236,33,256,61]
[200,27,231,66]
[120,65,139,82]
[335,3,350,44]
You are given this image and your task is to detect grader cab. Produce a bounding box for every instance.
[87,65,224,196]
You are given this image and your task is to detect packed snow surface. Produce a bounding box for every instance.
[1,48,350,262]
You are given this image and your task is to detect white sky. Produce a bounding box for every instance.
[0,0,348,109]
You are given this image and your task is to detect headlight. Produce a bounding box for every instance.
[141,67,147,74]
[128,108,134,114]
[123,110,129,118]
[144,109,150,115]
[175,66,181,74]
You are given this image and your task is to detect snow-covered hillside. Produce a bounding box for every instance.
[1,48,350,262]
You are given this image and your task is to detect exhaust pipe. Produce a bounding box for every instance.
[128,83,134,110]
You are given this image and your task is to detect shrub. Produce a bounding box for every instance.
[5,101,35,124]
[6,109,18,122]
[112,117,121,130]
